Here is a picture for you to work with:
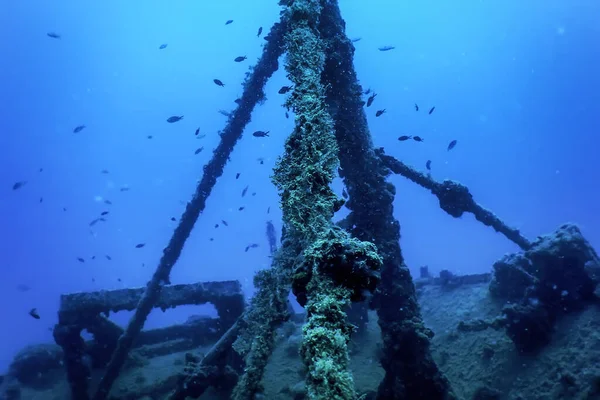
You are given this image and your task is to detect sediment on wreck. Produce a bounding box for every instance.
[271,0,381,399]
[318,1,456,399]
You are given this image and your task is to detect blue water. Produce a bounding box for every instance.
[0,0,598,374]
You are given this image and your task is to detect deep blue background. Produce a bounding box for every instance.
[0,0,598,373]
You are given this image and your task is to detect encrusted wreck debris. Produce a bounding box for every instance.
[489,224,599,352]
[53,280,244,400]
[3,1,599,400]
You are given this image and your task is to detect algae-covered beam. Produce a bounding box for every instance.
[318,1,456,398]
[377,149,532,251]
[91,19,289,400]
[231,266,291,400]
[59,281,244,323]
[271,1,381,399]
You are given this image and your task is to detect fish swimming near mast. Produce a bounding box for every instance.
[167,116,183,123]
[12,181,27,190]
[366,93,377,107]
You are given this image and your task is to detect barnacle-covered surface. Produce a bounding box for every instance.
[6,278,600,400]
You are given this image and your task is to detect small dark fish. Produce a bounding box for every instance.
[218,110,231,117]
[105,255,112,260]
[209,238,214,241]
[29,308,40,319]
[258,158,264,165]
[89,217,104,227]
[221,220,229,227]
[196,134,206,140]
[366,93,377,107]
[239,206,245,211]
[195,128,200,136]
[364,88,371,95]
[91,255,96,260]
[429,106,435,115]
[253,130,269,137]
[251,192,256,196]
[47,32,61,39]
[159,43,168,49]
[342,188,348,199]
[101,169,109,174]
[285,112,289,119]
[12,181,27,190]
[16,283,31,292]
[375,109,386,117]
[170,217,176,221]
[194,147,204,155]
[225,20,233,25]
[267,206,270,214]
[234,56,247,62]
[242,185,249,197]
[39,168,43,172]
[147,135,153,139]
[39,197,43,203]
[351,37,362,43]
[378,45,395,51]
[415,103,419,111]
[236,173,240,179]
[398,135,412,141]
[426,160,431,170]
[120,187,130,192]
[234,98,242,104]
[215,223,219,228]
[214,79,225,87]
[447,140,458,151]
[167,115,183,123]
[100,211,109,216]
[278,86,292,94]
[77,257,85,263]
[244,244,259,252]
[135,243,145,248]
[63,207,67,211]
[117,278,122,282]
[104,199,112,205]
[257,27,263,37]
[73,125,86,133]
[413,136,424,142]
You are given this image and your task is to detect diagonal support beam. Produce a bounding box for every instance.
[377,149,532,250]
[90,18,289,400]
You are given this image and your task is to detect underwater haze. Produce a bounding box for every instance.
[0,0,599,376]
